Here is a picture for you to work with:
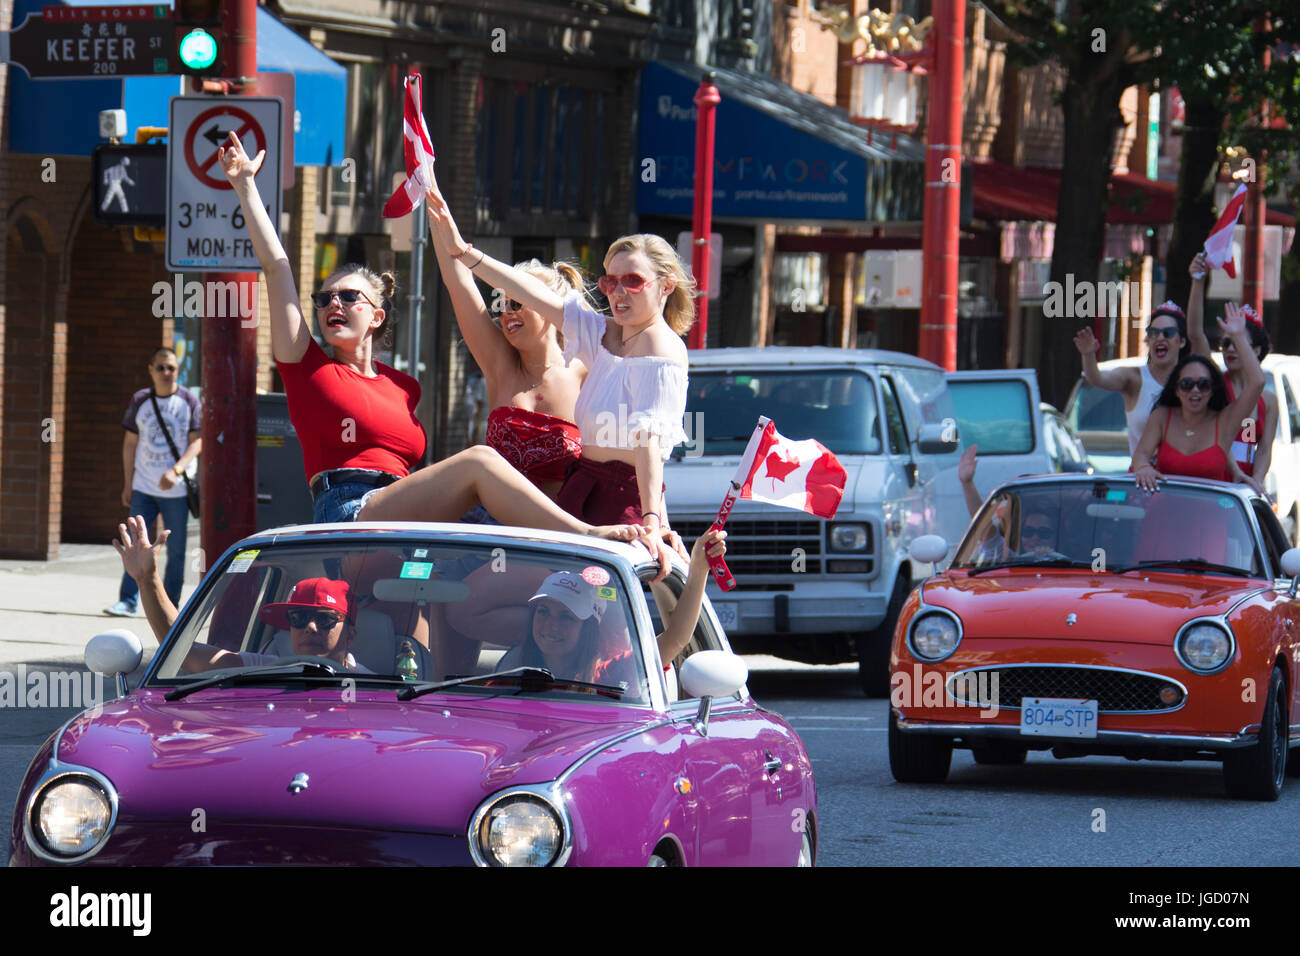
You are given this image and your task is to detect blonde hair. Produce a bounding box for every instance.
[322,263,397,343]
[512,259,595,350]
[603,234,696,335]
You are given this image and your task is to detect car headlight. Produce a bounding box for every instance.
[470,792,568,867]
[907,610,962,662]
[1176,621,1234,673]
[29,776,114,860]
[829,523,869,552]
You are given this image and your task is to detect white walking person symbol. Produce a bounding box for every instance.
[101,157,135,213]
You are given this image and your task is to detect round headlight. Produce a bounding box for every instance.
[1177,623,1232,672]
[480,797,563,867]
[35,779,112,856]
[830,524,868,551]
[909,611,961,662]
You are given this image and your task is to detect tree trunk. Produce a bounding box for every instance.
[1041,52,1130,408]
[1164,92,1225,320]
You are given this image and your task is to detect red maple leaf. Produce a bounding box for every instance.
[763,448,801,483]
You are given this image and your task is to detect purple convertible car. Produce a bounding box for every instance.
[10,523,817,866]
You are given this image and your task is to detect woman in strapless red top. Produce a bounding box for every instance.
[1133,303,1264,492]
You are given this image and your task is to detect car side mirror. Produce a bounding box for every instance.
[910,534,949,574]
[916,422,959,454]
[85,629,144,698]
[1281,548,1300,596]
[680,651,748,736]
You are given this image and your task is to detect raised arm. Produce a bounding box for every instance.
[657,530,726,664]
[1185,253,1212,358]
[1217,304,1265,432]
[1074,327,1138,396]
[957,443,983,518]
[426,204,516,383]
[113,515,178,643]
[424,180,566,327]
[1252,391,1278,488]
[217,132,311,363]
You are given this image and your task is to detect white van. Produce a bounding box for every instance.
[663,347,964,696]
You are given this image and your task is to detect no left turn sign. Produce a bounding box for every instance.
[167,95,283,272]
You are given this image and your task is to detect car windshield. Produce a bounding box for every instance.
[679,370,881,456]
[952,480,1264,576]
[147,539,649,703]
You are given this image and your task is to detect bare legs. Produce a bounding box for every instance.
[358,445,640,540]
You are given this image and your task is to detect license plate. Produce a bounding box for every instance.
[711,602,740,630]
[1019,697,1098,738]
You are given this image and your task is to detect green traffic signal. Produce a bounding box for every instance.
[178,28,219,73]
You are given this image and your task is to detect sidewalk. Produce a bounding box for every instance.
[0,530,198,669]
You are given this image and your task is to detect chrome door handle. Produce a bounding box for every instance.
[763,753,781,774]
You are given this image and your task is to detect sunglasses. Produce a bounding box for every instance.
[1146,326,1181,340]
[286,608,345,630]
[310,289,376,310]
[597,273,652,295]
[1178,377,1213,393]
[153,364,177,373]
[1023,526,1054,540]
[500,298,524,314]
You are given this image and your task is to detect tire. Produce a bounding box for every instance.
[647,854,670,867]
[796,829,814,867]
[857,577,909,698]
[888,709,952,783]
[1223,666,1287,801]
[971,742,1028,765]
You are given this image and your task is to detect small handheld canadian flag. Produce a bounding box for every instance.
[706,417,847,591]
[1202,183,1248,279]
[382,71,436,219]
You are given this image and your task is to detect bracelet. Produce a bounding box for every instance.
[456,244,485,269]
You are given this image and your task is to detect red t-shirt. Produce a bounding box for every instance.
[277,338,426,482]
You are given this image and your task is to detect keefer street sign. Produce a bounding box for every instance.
[0,5,174,79]
[166,95,283,272]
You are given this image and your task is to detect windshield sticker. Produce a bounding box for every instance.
[413,548,429,558]
[582,565,611,586]
[1219,497,1235,509]
[598,585,617,601]
[227,549,259,573]
[400,561,434,580]
[1105,489,1126,502]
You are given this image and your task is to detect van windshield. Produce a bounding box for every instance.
[680,370,881,456]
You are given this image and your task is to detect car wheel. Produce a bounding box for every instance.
[857,577,909,698]
[796,829,814,867]
[1223,666,1287,801]
[971,742,1028,765]
[888,709,952,783]
[647,854,670,867]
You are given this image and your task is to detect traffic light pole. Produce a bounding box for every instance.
[199,0,259,566]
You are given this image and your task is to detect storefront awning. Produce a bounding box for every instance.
[637,60,927,223]
[973,160,1295,228]
[7,0,344,164]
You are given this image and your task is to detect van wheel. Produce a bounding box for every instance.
[856,578,908,698]
[1222,666,1287,800]
[888,710,952,783]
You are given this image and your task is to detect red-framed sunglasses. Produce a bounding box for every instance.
[597,273,652,295]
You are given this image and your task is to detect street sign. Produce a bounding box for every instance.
[0,5,174,79]
[92,143,166,227]
[166,95,283,272]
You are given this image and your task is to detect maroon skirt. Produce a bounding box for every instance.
[556,457,645,525]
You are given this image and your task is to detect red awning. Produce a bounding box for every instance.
[973,161,1294,228]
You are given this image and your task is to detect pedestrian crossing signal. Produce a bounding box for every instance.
[92,144,166,228]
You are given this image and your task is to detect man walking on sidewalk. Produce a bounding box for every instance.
[105,347,201,617]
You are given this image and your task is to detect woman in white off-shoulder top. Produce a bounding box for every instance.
[424,179,691,572]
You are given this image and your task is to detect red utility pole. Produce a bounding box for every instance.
[200,0,259,564]
[918,0,964,370]
[1242,17,1269,317]
[688,73,720,350]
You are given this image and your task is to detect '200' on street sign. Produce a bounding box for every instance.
[166,95,282,273]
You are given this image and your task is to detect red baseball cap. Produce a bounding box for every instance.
[259,578,352,630]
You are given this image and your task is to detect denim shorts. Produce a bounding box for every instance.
[459,504,501,525]
[312,482,384,524]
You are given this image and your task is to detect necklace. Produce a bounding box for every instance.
[521,361,557,392]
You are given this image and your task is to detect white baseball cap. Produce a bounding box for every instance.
[529,571,604,621]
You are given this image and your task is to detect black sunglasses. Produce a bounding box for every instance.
[286,608,344,629]
[311,289,376,309]
[1146,326,1180,340]
[1023,525,1054,540]
[1178,377,1213,393]
[153,364,177,373]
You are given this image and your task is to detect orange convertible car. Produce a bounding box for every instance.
[889,474,1300,800]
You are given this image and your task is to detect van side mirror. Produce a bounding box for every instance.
[917,422,958,454]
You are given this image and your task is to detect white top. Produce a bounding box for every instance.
[563,292,688,460]
[1126,363,1165,456]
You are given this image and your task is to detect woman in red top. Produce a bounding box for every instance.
[1134,303,1264,491]
[218,133,644,546]
[429,228,585,508]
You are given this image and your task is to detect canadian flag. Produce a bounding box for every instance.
[737,420,846,518]
[382,71,436,219]
[1203,183,1248,279]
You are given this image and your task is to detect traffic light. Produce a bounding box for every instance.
[174,0,224,76]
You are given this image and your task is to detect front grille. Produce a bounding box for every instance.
[673,517,865,577]
[946,666,1186,713]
